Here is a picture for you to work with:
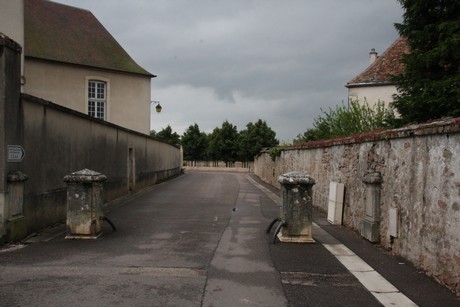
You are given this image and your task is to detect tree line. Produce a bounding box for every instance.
[150,119,279,163]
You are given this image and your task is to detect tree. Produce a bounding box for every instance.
[293,128,322,144]
[392,0,460,123]
[181,123,208,161]
[207,127,220,162]
[150,125,181,145]
[238,119,279,161]
[208,120,239,164]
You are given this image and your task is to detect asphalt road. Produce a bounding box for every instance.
[0,171,458,306]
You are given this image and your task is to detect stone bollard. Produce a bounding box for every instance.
[63,169,106,239]
[6,171,28,220]
[5,171,28,240]
[361,172,382,242]
[277,171,316,243]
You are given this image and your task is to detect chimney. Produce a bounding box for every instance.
[369,48,378,64]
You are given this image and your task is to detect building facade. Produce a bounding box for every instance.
[346,37,409,109]
[23,0,155,134]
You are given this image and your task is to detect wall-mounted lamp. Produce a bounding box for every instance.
[151,100,162,113]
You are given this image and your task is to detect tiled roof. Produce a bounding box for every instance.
[24,0,154,77]
[346,36,409,87]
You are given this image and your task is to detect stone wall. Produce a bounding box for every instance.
[0,35,182,242]
[254,118,460,295]
[10,94,182,241]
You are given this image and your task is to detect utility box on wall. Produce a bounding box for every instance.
[327,181,345,225]
[389,207,399,238]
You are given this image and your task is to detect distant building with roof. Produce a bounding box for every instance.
[345,36,409,108]
[22,0,155,134]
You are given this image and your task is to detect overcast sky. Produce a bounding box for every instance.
[54,0,403,142]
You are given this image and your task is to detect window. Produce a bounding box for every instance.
[88,80,106,120]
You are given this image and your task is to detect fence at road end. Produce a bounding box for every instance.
[184,161,254,173]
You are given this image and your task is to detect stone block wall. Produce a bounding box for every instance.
[254,118,460,295]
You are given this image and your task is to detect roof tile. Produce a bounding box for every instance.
[24,0,154,77]
[347,36,409,87]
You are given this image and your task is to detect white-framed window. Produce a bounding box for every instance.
[88,80,107,120]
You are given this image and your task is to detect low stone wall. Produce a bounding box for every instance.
[254,118,460,295]
[9,94,182,241]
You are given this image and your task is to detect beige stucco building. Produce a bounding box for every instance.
[0,0,24,78]
[22,0,155,134]
[346,37,409,109]
[24,60,152,134]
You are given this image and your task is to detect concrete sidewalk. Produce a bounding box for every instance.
[0,171,458,306]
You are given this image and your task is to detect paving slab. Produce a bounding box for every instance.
[202,174,288,306]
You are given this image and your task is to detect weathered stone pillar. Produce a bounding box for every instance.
[6,171,28,219]
[361,172,382,242]
[277,171,315,243]
[64,169,106,239]
[5,171,28,240]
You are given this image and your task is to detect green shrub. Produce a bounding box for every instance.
[295,100,396,143]
[268,142,290,161]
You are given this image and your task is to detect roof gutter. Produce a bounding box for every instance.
[25,55,157,78]
[345,81,395,89]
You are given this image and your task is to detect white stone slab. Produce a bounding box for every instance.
[372,291,418,307]
[351,270,399,293]
[335,255,374,272]
[323,243,355,256]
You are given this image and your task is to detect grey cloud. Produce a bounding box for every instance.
[54,0,402,141]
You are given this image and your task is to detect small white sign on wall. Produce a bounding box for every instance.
[327,181,345,225]
[389,207,399,238]
[7,145,25,162]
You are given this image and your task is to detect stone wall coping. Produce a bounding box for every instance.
[63,169,107,183]
[363,172,383,184]
[278,171,315,185]
[21,93,180,149]
[0,33,23,53]
[7,171,29,182]
[279,117,460,151]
